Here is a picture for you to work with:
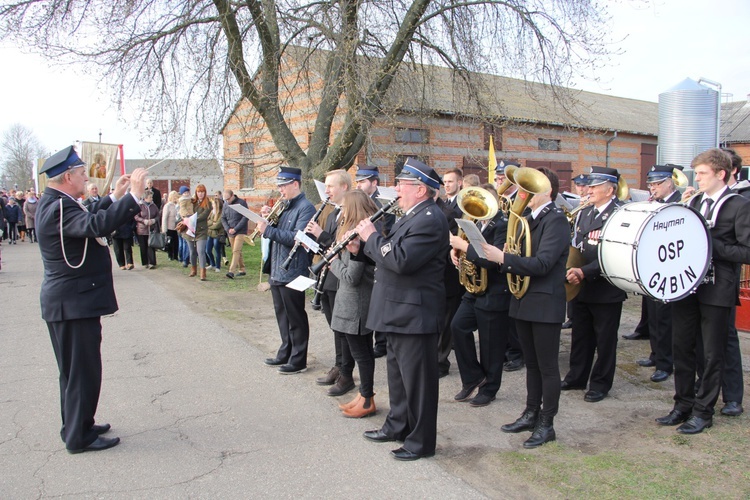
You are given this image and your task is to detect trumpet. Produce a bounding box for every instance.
[681,189,703,206]
[564,196,591,225]
[247,197,288,244]
[281,197,331,271]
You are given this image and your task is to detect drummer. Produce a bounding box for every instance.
[632,165,684,382]
[562,166,627,403]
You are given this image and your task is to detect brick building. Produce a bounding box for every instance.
[221,49,660,207]
[721,97,750,169]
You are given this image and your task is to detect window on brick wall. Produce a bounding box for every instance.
[394,155,430,178]
[538,138,561,151]
[241,164,254,189]
[483,123,503,150]
[395,127,429,144]
[239,142,254,156]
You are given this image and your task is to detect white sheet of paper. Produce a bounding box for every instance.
[455,219,488,258]
[629,189,650,202]
[185,213,197,238]
[378,186,398,200]
[295,230,320,254]
[227,204,269,225]
[314,179,327,201]
[286,275,317,292]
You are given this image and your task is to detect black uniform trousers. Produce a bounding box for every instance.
[47,317,103,451]
[645,298,673,373]
[271,284,310,368]
[634,296,650,336]
[381,332,439,456]
[438,292,462,374]
[672,295,731,419]
[696,305,743,404]
[565,301,623,393]
[451,295,508,397]
[505,320,524,363]
[321,290,351,371]
[515,319,561,418]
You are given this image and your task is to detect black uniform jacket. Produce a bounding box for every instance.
[364,198,450,335]
[574,200,627,304]
[502,204,569,323]
[462,211,511,311]
[36,187,140,322]
[688,188,750,307]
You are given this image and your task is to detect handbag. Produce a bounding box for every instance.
[148,231,167,249]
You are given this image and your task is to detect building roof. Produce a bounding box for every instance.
[386,64,659,136]
[721,100,750,143]
[123,159,221,178]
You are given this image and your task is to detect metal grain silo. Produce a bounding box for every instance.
[658,77,719,167]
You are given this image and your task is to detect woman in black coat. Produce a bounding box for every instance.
[112,216,136,270]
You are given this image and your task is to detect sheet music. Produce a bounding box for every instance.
[286,275,317,292]
[378,186,398,200]
[314,179,327,201]
[295,230,321,254]
[629,189,650,202]
[455,219,488,258]
[227,204,269,225]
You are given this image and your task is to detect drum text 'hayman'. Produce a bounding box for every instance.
[653,217,685,232]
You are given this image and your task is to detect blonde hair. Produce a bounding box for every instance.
[338,190,378,239]
[168,190,179,204]
[326,169,352,190]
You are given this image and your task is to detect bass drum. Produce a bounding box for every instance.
[598,201,711,302]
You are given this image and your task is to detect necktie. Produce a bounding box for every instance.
[702,198,714,219]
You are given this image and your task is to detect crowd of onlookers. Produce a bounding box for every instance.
[0,182,252,279]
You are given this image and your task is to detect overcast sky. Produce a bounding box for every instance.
[1,0,747,159]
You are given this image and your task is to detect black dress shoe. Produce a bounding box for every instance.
[92,423,111,435]
[650,370,671,383]
[523,416,556,448]
[503,359,524,372]
[677,415,712,434]
[391,447,434,461]
[584,390,607,403]
[67,436,120,454]
[278,364,307,374]
[363,429,396,443]
[373,348,387,359]
[561,320,573,329]
[264,357,286,366]
[469,393,496,407]
[560,380,586,391]
[720,401,744,417]
[454,378,486,402]
[637,358,656,367]
[655,409,690,426]
[622,332,649,340]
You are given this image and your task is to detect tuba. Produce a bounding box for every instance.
[495,164,518,215]
[505,167,552,299]
[455,187,499,295]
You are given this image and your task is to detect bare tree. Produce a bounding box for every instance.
[1,124,44,191]
[0,1,611,178]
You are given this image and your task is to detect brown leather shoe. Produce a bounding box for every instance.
[327,375,355,396]
[200,268,207,281]
[316,366,340,386]
[188,265,197,277]
[343,396,376,418]
[339,393,363,410]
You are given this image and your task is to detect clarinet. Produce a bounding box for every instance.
[310,266,327,311]
[281,197,331,271]
[309,196,400,276]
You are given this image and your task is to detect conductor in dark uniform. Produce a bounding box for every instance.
[657,149,750,434]
[563,166,626,403]
[36,146,147,453]
[356,159,450,461]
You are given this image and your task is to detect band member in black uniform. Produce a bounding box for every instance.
[436,172,462,378]
[354,165,394,358]
[483,167,569,448]
[37,146,147,453]
[449,186,510,407]
[636,164,683,383]
[563,166,626,403]
[259,167,317,374]
[657,149,750,434]
[306,170,353,394]
[562,174,590,330]
[357,159,449,461]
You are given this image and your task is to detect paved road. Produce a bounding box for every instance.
[0,243,484,499]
